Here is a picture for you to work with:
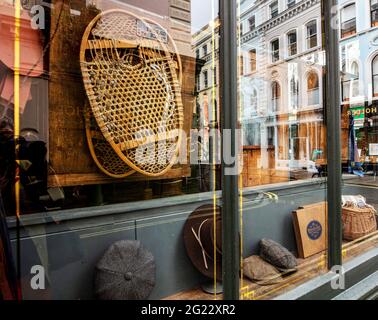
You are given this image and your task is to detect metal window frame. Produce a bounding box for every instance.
[219,0,342,300]
[220,0,240,300]
[322,0,343,269]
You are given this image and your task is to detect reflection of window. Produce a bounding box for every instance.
[270,1,279,18]
[249,49,257,72]
[196,74,200,91]
[250,89,258,114]
[306,20,318,49]
[287,0,296,9]
[203,70,208,88]
[203,44,208,56]
[240,55,245,75]
[290,77,299,109]
[271,39,280,62]
[372,55,378,97]
[271,81,281,112]
[341,63,348,101]
[372,0,378,27]
[243,123,261,146]
[196,49,200,59]
[249,16,255,31]
[341,3,357,39]
[267,126,275,146]
[307,72,319,105]
[287,30,297,56]
[351,62,359,98]
[342,62,359,101]
[289,124,301,161]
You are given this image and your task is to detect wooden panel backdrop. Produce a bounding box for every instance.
[48,0,195,187]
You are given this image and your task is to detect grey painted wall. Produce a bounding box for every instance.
[7,179,375,300]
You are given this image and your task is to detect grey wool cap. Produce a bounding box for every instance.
[259,239,298,272]
[95,240,156,300]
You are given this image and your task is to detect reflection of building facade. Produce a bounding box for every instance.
[192,0,325,186]
[192,19,220,131]
[338,0,378,160]
[192,0,378,187]
[240,0,325,186]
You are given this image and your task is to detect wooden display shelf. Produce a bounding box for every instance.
[48,166,191,187]
[164,231,378,300]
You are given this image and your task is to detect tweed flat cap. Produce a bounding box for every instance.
[243,255,283,286]
[259,239,298,272]
[95,240,156,300]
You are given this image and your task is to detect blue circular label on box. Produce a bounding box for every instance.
[307,220,322,240]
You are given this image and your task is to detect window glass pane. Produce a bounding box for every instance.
[238,0,328,300]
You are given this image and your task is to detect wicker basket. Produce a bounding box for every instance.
[342,206,377,241]
[84,104,135,178]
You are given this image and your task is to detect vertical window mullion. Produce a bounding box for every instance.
[322,0,343,269]
[220,0,240,301]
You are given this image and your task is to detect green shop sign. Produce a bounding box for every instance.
[347,106,378,119]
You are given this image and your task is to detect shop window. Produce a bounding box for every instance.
[271,39,280,62]
[372,0,378,27]
[3,0,378,303]
[341,3,357,39]
[307,71,320,106]
[306,20,318,49]
[287,30,298,56]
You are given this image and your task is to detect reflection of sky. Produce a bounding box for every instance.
[191,0,219,33]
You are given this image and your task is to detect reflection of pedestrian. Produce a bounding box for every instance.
[348,114,364,177]
[0,130,48,215]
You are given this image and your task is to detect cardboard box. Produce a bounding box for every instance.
[293,202,328,259]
